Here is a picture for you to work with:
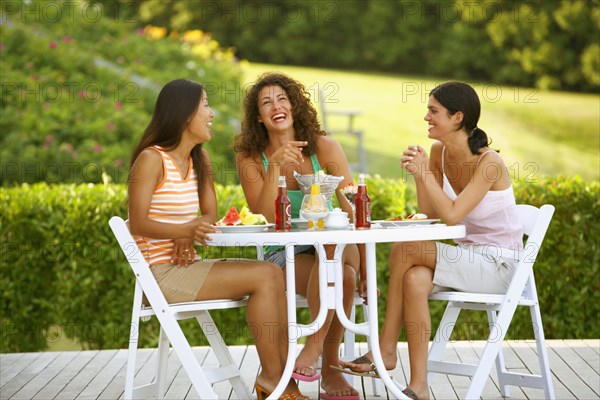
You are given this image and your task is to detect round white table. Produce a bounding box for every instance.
[207,223,466,399]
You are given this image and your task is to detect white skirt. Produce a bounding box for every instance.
[432,242,520,294]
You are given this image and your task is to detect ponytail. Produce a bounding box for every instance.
[430,82,496,155]
[467,126,493,155]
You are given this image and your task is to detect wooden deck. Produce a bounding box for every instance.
[1,340,598,399]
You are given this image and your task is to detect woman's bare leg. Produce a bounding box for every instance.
[340,240,437,374]
[289,244,360,396]
[285,253,322,377]
[320,244,360,397]
[197,260,296,394]
[403,266,434,400]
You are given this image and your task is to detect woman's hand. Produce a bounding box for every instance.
[172,238,196,267]
[269,140,307,165]
[357,279,380,305]
[194,221,218,247]
[401,145,429,176]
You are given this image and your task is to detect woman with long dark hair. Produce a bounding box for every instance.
[339,82,522,400]
[128,79,307,400]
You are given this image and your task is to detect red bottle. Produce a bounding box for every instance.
[354,173,371,229]
[275,176,291,231]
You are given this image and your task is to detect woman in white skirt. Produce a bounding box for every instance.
[338,82,523,400]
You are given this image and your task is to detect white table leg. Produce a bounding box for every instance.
[268,242,339,399]
[268,244,298,399]
[364,242,409,399]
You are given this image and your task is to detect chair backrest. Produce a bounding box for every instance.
[109,216,172,312]
[109,216,149,272]
[515,204,555,269]
[499,204,554,303]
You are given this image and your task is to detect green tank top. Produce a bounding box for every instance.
[261,152,333,254]
[260,152,333,218]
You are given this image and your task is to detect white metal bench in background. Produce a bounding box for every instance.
[318,88,367,174]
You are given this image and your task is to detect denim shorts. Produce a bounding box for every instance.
[264,245,316,268]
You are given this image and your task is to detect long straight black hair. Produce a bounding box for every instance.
[130,79,206,194]
[430,82,492,155]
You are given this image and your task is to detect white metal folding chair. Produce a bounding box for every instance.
[109,216,252,400]
[427,204,555,399]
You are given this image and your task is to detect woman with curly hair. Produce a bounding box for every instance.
[235,72,362,400]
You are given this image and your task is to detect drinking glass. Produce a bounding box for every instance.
[300,193,328,230]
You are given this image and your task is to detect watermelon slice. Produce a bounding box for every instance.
[218,207,241,226]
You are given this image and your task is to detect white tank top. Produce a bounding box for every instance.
[442,147,523,251]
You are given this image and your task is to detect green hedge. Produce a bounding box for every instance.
[1,176,598,352]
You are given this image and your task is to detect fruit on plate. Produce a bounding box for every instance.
[216,206,267,226]
[407,213,428,220]
[384,213,428,221]
[239,206,267,225]
[217,207,241,226]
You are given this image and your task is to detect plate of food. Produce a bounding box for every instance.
[215,206,273,232]
[375,219,441,227]
[216,224,274,233]
[373,213,441,227]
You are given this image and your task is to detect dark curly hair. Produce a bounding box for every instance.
[234,72,326,156]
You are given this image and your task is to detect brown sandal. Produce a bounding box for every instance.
[330,354,393,378]
[402,387,419,400]
[256,384,309,400]
[285,389,310,400]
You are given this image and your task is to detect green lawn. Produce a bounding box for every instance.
[242,63,599,182]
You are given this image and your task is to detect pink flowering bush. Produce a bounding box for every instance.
[0,1,243,184]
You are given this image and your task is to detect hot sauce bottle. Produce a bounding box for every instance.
[275,176,291,231]
[354,173,371,229]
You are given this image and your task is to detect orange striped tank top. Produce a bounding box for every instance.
[134,146,199,266]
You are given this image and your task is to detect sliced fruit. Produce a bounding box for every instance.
[220,207,241,226]
[217,206,267,226]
